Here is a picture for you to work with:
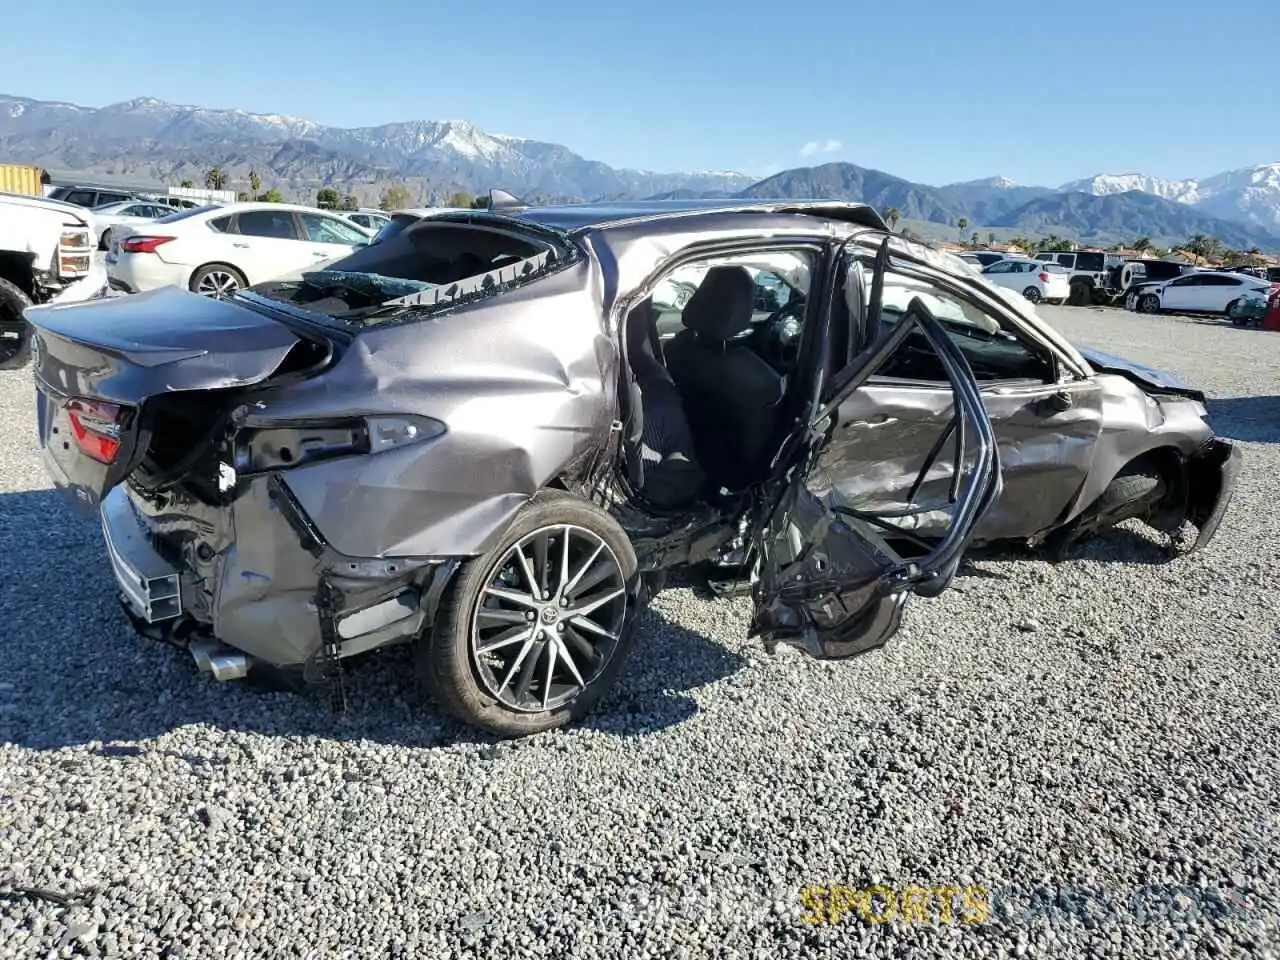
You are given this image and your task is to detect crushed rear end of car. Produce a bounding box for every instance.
[27,220,609,702]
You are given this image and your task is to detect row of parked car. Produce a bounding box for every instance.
[958,248,1277,318]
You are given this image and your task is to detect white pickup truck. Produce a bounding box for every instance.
[1,191,108,369]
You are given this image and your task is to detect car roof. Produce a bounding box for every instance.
[501,198,887,234]
[195,201,344,216]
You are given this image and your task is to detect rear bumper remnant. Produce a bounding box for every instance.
[101,487,181,623]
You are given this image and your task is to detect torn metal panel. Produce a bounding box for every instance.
[238,261,616,559]
[820,379,1105,542]
[1059,375,1213,527]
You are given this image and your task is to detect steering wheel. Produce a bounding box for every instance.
[755,298,806,372]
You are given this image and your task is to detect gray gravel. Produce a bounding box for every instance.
[2,305,1279,958]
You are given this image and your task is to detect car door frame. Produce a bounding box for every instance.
[1159,273,1204,311]
[225,208,314,284]
[821,239,1104,544]
[1200,274,1245,312]
[745,234,1003,660]
[293,210,371,264]
[981,260,1018,291]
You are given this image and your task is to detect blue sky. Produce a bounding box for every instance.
[1,0,1276,186]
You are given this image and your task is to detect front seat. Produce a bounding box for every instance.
[624,298,705,508]
[664,266,786,488]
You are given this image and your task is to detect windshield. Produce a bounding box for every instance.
[246,219,573,326]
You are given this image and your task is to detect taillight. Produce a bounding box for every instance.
[120,235,175,254]
[66,397,126,464]
[1039,272,1050,283]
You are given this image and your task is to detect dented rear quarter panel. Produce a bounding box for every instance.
[249,258,619,559]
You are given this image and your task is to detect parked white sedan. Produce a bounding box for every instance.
[106,202,372,297]
[340,209,391,232]
[980,257,1070,304]
[1124,270,1272,315]
[90,200,177,250]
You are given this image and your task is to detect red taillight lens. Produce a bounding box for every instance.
[120,235,175,254]
[66,397,125,464]
[1039,272,1050,282]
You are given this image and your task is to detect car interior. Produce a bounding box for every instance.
[622,252,815,509]
[854,263,1056,384]
[251,221,555,317]
[621,250,1059,515]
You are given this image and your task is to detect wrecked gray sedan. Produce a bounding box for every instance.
[22,200,1240,736]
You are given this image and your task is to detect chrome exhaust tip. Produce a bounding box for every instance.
[189,639,251,682]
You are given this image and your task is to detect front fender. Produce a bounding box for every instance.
[1061,378,1212,526]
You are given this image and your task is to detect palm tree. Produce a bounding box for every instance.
[882,206,901,231]
[1131,236,1152,255]
[205,167,227,191]
[1183,234,1224,265]
[957,217,969,242]
[248,169,262,201]
[179,179,194,189]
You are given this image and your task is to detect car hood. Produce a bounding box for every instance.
[1072,344,1204,401]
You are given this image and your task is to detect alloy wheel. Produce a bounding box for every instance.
[470,524,627,713]
[196,270,241,298]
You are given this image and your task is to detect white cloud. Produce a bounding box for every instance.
[800,139,842,157]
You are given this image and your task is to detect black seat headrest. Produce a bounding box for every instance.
[625,298,666,379]
[680,266,756,342]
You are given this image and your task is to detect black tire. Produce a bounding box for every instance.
[1045,464,1167,560]
[0,276,34,371]
[189,263,248,298]
[1224,299,1239,317]
[417,489,641,737]
[1138,294,1160,314]
[99,229,111,251]
[1092,468,1165,521]
[1021,286,1042,304]
[1068,282,1091,307]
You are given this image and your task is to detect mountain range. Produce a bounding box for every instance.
[2,93,1277,249]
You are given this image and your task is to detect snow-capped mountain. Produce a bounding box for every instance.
[1059,165,1280,232]
[1057,173,1202,203]
[0,94,753,201]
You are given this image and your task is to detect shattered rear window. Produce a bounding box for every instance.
[244,219,575,327]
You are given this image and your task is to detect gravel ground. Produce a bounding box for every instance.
[1,305,1278,959]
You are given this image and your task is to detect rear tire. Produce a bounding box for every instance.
[0,276,33,370]
[1021,286,1042,304]
[1224,299,1240,317]
[99,229,111,251]
[189,263,247,298]
[1138,294,1160,314]
[1068,282,1091,307]
[417,489,642,737]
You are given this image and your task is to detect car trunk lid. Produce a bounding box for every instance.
[29,286,332,511]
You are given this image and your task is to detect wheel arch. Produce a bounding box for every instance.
[0,250,37,297]
[1072,444,1189,531]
